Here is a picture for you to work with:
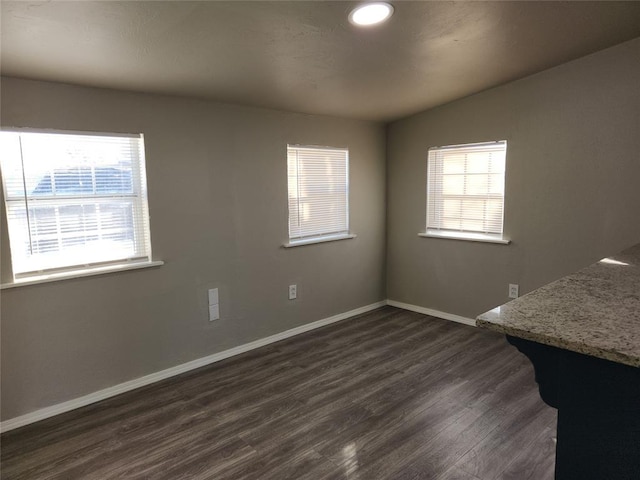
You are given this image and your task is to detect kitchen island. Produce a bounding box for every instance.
[477,242,640,480]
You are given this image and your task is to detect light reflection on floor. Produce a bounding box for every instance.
[342,442,361,478]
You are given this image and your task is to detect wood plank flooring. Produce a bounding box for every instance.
[1,306,557,480]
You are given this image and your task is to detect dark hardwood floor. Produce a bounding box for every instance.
[1,306,557,479]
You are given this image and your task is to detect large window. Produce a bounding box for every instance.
[0,129,154,279]
[286,145,352,246]
[425,140,508,243]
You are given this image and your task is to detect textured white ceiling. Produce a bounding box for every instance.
[2,1,640,122]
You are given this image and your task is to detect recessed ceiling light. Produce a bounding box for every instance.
[349,2,394,27]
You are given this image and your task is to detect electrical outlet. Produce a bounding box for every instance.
[509,283,519,299]
[288,284,297,300]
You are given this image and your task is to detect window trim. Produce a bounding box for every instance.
[283,233,356,248]
[286,144,352,245]
[0,127,160,280]
[424,140,509,244]
[1,260,164,289]
[0,127,140,139]
[419,230,510,245]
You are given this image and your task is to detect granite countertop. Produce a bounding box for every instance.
[477,242,640,368]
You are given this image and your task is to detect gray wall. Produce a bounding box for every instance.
[3,37,640,423]
[386,38,640,319]
[0,78,387,421]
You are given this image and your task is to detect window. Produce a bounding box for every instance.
[424,140,508,244]
[0,129,155,280]
[286,145,353,246]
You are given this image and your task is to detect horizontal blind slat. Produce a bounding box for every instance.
[0,130,153,276]
[427,141,506,236]
[287,145,349,241]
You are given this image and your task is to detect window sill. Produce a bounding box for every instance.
[283,233,356,248]
[419,230,510,245]
[1,260,164,289]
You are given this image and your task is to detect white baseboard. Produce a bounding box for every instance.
[1,299,474,433]
[386,299,477,327]
[0,300,386,433]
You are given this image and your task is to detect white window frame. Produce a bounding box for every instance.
[421,140,510,245]
[284,144,355,247]
[0,128,162,287]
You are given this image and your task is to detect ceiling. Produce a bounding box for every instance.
[2,1,640,122]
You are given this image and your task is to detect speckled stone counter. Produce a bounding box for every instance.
[476,242,640,480]
[477,242,640,368]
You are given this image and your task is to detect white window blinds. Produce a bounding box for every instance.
[0,130,152,278]
[287,145,349,241]
[427,141,506,238]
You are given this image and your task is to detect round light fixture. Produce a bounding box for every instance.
[349,2,394,27]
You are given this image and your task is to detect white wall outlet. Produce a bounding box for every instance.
[288,284,297,300]
[509,283,519,299]
[208,288,219,306]
[208,304,220,321]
